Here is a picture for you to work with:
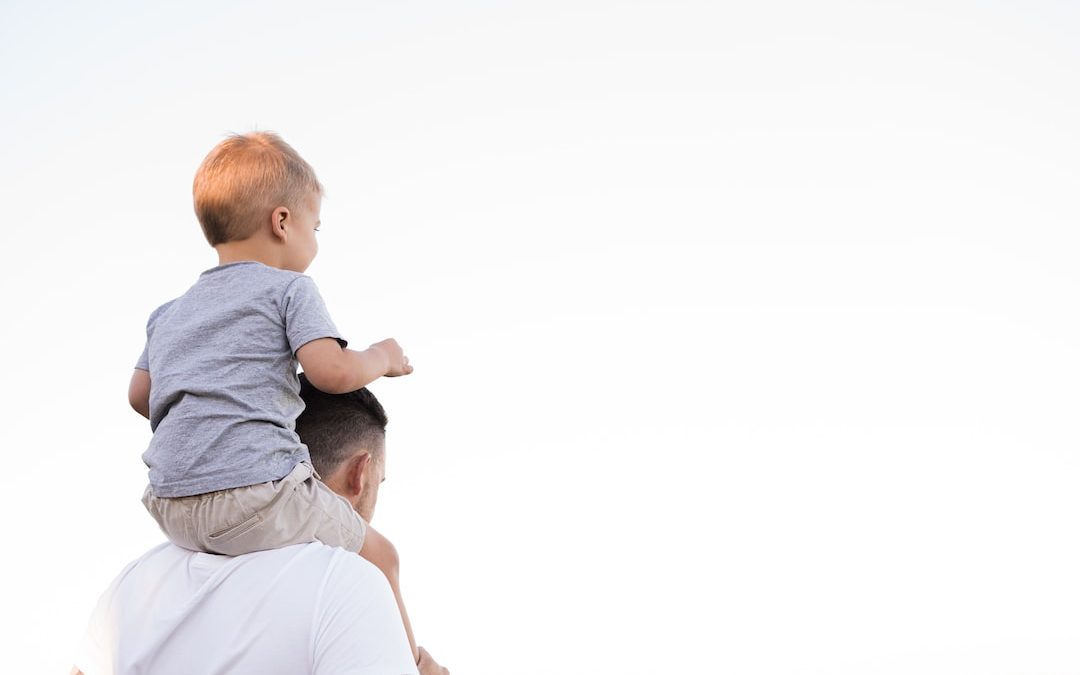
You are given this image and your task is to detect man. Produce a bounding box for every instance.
[73,376,449,675]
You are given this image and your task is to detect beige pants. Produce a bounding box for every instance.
[143,462,367,556]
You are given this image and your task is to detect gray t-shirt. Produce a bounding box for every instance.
[137,261,345,498]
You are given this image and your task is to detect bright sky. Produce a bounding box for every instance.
[2,1,1079,673]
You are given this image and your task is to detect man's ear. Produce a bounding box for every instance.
[270,206,290,243]
[345,452,373,499]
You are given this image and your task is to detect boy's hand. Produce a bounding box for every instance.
[299,337,411,393]
[370,338,413,377]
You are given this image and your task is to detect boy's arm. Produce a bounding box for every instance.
[360,525,420,665]
[128,369,151,419]
[296,337,413,395]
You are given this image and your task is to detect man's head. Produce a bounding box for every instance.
[193,132,323,262]
[296,373,388,522]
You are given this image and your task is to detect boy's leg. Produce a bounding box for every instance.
[142,485,202,552]
[146,480,291,556]
[144,462,355,556]
[143,481,286,555]
[360,525,419,664]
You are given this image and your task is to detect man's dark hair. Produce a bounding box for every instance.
[296,373,389,477]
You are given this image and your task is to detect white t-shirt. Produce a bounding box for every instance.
[76,542,419,675]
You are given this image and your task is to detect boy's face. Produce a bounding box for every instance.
[282,191,322,273]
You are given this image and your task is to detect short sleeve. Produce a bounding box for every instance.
[312,554,419,675]
[135,341,150,371]
[73,562,133,675]
[74,594,110,675]
[135,300,176,371]
[282,276,347,354]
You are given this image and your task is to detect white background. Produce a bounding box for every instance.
[2,1,1079,673]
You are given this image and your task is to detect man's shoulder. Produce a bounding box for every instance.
[79,543,404,675]
[278,542,389,587]
[134,540,343,562]
[129,543,389,614]
[111,542,375,602]
[127,541,373,578]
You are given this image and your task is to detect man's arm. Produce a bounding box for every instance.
[361,525,419,664]
[297,338,413,395]
[417,647,450,675]
[359,535,452,674]
[128,369,151,419]
[315,547,425,674]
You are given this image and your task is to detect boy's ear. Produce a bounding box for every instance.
[270,206,290,242]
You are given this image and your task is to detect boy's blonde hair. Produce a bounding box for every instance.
[193,132,323,246]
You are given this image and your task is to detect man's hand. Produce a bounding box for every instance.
[369,338,413,377]
[417,646,449,675]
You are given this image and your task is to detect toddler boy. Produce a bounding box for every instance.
[128,131,419,658]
